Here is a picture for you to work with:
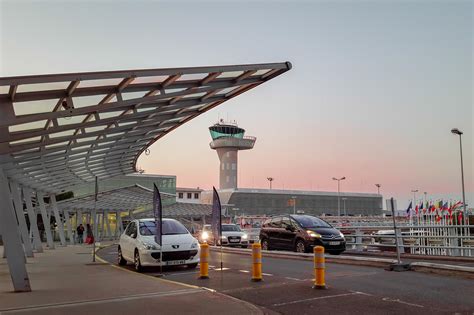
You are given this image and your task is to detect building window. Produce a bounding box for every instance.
[221,163,225,170]
[232,163,236,170]
[187,193,192,199]
[226,176,230,183]
[178,193,183,199]
[194,193,199,199]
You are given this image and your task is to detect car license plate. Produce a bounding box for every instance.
[229,239,240,243]
[329,241,340,245]
[166,260,186,266]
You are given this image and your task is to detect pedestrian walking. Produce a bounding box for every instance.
[76,224,85,244]
[85,223,94,244]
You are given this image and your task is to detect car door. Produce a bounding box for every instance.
[268,217,283,249]
[279,216,297,250]
[122,221,137,260]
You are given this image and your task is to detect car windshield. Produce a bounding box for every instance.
[293,215,332,228]
[222,225,241,232]
[139,220,189,236]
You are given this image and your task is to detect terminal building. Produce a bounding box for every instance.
[201,188,382,216]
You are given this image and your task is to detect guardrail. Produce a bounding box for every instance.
[336,225,474,257]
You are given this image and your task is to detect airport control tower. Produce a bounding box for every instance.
[209,120,256,190]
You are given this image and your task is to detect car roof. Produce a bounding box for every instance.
[138,218,174,222]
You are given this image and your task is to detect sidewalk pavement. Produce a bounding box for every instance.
[0,244,261,315]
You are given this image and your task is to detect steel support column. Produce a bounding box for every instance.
[64,209,74,245]
[105,211,111,240]
[50,194,66,246]
[0,168,31,292]
[23,187,43,252]
[10,181,34,257]
[37,191,55,249]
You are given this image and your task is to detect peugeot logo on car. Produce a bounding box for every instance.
[172,245,179,249]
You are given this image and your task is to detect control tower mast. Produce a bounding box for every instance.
[209,120,256,190]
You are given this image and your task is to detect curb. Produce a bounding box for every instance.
[210,246,395,268]
[211,247,474,276]
[410,262,474,279]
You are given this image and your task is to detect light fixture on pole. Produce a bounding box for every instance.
[267,177,274,190]
[451,128,467,213]
[375,184,381,195]
[332,177,346,217]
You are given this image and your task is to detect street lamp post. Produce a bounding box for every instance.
[332,177,346,217]
[451,128,467,213]
[291,196,296,214]
[423,192,427,204]
[375,184,381,195]
[341,198,347,216]
[267,177,274,190]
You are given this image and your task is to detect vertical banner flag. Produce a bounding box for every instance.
[153,184,163,246]
[211,187,222,244]
[406,201,412,216]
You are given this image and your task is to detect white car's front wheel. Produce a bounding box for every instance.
[134,250,143,272]
[118,246,127,266]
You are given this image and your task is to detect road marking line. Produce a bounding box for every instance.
[272,292,362,307]
[285,277,303,281]
[262,273,273,276]
[0,289,203,313]
[382,297,424,308]
[213,267,230,271]
[239,270,250,273]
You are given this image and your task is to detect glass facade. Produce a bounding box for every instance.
[209,124,245,140]
[73,174,177,207]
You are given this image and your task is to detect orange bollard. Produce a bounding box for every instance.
[199,243,209,279]
[313,246,326,289]
[251,242,262,282]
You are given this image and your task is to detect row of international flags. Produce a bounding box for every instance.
[406,200,466,223]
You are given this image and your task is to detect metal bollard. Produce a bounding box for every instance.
[199,243,209,279]
[251,242,262,282]
[312,246,326,289]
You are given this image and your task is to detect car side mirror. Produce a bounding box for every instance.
[131,233,137,239]
[285,225,295,232]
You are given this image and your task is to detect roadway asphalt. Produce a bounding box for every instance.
[97,245,474,314]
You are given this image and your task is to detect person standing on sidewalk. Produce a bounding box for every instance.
[76,224,85,244]
[85,223,94,244]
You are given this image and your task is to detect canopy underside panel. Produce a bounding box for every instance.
[0,62,291,193]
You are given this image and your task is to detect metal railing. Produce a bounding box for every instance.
[336,225,474,257]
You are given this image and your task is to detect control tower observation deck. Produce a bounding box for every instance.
[209,120,256,190]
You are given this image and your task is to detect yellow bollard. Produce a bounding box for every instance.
[251,242,262,282]
[199,243,209,279]
[313,246,326,289]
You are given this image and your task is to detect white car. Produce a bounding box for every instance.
[118,218,200,271]
[200,224,249,248]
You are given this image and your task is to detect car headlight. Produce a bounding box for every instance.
[242,234,248,240]
[143,243,158,250]
[201,231,209,240]
[339,232,345,239]
[221,235,227,239]
[191,242,199,249]
[307,230,321,238]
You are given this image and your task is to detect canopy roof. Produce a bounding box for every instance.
[0,62,291,193]
[55,184,174,212]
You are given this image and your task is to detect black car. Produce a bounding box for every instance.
[259,215,346,254]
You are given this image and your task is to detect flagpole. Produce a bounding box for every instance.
[220,217,223,271]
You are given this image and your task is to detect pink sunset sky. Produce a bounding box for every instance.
[2,1,472,208]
